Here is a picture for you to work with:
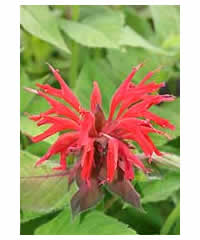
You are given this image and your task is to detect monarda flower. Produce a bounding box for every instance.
[25,63,175,216]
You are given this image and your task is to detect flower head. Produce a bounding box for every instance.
[25,64,175,216]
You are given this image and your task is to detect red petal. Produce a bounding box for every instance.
[47,64,81,111]
[141,111,175,130]
[118,141,147,173]
[108,64,143,120]
[32,116,79,143]
[138,67,161,86]
[117,82,165,118]
[106,137,119,182]
[27,108,55,122]
[78,111,96,146]
[52,151,67,171]
[122,95,175,118]
[81,139,94,183]
[90,82,102,112]
[38,91,80,123]
[36,83,62,98]
[35,132,79,166]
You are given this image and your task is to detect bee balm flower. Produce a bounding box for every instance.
[25,63,175,216]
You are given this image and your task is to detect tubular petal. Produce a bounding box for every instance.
[36,83,62,98]
[90,82,102,112]
[106,137,119,182]
[119,141,148,172]
[141,111,175,130]
[35,132,79,166]
[47,63,81,111]
[81,139,94,183]
[78,112,96,146]
[31,117,79,143]
[108,64,143,120]
[38,91,80,123]
[122,95,175,119]
[139,67,162,86]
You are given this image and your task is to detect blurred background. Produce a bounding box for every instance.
[20,5,180,235]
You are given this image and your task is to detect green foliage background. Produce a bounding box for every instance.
[20,5,180,235]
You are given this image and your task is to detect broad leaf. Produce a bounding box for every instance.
[140,172,180,204]
[150,6,180,43]
[60,10,124,49]
[20,70,34,113]
[21,210,44,224]
[107,47,173,85]
[20,71,48,113]
[20,151,76,213]
[120,26,170,55]
[20,6,70,54]
[124,7,153,39]
[35,207,137,235]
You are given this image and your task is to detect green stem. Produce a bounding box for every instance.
[69,6,80,88]
[160,201,180,235]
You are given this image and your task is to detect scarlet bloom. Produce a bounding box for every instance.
[25,63,175,216]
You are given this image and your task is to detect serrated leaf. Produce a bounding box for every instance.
[20,6,70,54]
[150,6,180,43]
[60,10,124,49]
[20,151,76,213]
[140,172,180,204]
[35,207,137,235]
[120,26,170,55]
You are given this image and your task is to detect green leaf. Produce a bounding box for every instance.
[20,6,70,54]
[35,207,137,235]
[140,172,180,204]
[107,47,173,85]
[150,98,180,146]
[124,7,153,40]
[21,210,44,224]
[160,201,180,235]
[20,70,34,113]
[79,5,111,20]
[20,151,76,213]
[20,72,48,114]
[150,6,180,43]
[120,26,170,55]
[60,10,124,49]
[111,204,165,235]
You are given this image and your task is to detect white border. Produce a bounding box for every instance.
[19,0,181,5]
[3,0,200,239]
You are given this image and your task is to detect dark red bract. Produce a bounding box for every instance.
[25,63,175,216]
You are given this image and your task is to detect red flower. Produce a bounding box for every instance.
[25,63,175,216]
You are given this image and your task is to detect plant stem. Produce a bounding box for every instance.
[160,201,180,235]
[69,6,80,88]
